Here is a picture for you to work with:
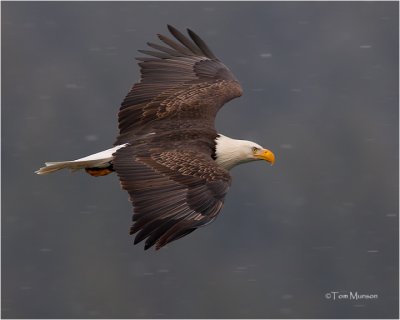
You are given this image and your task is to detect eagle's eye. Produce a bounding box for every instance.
[252,147,260,153]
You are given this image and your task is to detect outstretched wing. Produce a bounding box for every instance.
[114,25,243,145]
[113,145,231,250]
[113,26,239,249]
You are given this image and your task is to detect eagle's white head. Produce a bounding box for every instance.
[214,134,275,170]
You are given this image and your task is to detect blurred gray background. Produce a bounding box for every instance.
[2,1,398,319]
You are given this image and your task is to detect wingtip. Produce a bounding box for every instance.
[134,237,141,245]
[156,33,168,42]
[187,28,197,39]
[167,24,176,32]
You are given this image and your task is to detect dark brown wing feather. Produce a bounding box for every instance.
[113,26,241,249]
[114,25,242,145]
[113,145,231,250]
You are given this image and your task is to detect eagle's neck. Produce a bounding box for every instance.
[214,134,254,170]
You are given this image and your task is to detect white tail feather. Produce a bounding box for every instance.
[35,144,128,175]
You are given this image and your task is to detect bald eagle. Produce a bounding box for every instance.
[36,25,276,250]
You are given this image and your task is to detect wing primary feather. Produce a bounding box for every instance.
[138,49,171,59]
[155,220,202,249]
[167,25,203,55]
[187,28,218,60]
[134,219,171,244]
[147,42,182,57]
[157,33,194,56]
[144,220,183,250]
[135,57,157,62]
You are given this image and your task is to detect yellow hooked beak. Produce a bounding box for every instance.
[255,148,275,165]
